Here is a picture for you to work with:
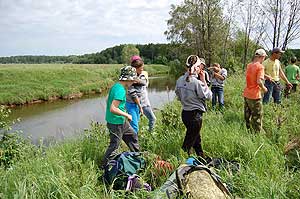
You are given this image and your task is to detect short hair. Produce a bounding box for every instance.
[291,56,297,64]
[131,59,144,68]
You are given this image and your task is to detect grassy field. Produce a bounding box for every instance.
[0,72,300,198]
[0,64,169,105]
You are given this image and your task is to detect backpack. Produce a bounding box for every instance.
[103,152,150,191]
[154,159,231,199]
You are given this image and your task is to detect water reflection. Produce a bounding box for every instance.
[9,76,176,143]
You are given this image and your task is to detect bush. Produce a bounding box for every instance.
[0,106,37,169]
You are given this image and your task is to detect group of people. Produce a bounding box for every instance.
[101,48,299,166]
[102,55,156,167]
[243,47,299,133]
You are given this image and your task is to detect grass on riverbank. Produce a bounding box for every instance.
[1,73,300,198]
[0,64,169,105]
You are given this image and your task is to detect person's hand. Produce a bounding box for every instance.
[214,67,220,73]
[287,82,293,89]
[139,106,144,116]
[198,69,205,82]
[266,75,273,82]
[262,86,268,93]
[127,114,132,122]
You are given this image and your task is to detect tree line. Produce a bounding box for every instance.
[0,43,180,65]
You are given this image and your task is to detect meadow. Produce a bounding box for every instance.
[0,64,169,105]
[0,71,300,198]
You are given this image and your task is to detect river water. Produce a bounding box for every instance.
[9,76,176,143]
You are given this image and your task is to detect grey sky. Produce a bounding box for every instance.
[0,0,179,56]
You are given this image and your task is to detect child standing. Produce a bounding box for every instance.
[102,66,140,167]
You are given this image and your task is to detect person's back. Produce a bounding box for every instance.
[106,82,126,124]
[243,49,267,133]
[175,55,212,158]
[176,73,211,112]
[243,62,264,100]
[284,56,299,96]
[285,63,299,85]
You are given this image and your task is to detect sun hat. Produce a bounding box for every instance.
[130,55,142,63]
[255,49,268,57]
[271,47,285,54]
[119,66,138,81]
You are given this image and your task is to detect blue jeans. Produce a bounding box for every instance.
[211,86,224,108]
[142,105,156,131]
[125,102,140,133]
[263,80,281,104]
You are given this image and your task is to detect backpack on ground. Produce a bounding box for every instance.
[154,159,231,199]
[103,152,151,191]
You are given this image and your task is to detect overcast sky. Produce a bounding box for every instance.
[0,0,180,56]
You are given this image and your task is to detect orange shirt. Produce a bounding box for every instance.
[243,62,265,99]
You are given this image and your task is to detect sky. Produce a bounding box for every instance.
[0,0,180,57]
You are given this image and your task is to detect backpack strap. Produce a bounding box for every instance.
[175,169,184,196]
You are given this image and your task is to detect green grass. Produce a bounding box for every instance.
[1,72,300,198]
[0,64,169,105]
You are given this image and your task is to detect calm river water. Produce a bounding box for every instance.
[9,76,176,143]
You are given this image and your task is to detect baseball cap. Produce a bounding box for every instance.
[119,66,138,81]
[130,55,142,63]
[255,49,267,57]
[271,47,285,54]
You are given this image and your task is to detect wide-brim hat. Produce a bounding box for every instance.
[119,66,138,81]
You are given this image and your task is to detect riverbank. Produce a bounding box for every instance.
[1,73,300,198]
[0,64,169,107]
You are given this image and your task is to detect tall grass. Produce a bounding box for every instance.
[0,72,300,198]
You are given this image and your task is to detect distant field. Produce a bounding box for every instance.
[0,64,169,105]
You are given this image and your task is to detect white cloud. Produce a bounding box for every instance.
[0,0,180,56]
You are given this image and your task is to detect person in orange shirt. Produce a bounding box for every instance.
[243,49,268,132]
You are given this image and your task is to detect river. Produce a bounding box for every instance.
[8,76,176,144]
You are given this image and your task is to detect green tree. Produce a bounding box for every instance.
[165,0,227,66]
[121,44,140,65]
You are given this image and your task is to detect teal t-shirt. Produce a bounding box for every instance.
[285,64,300,84]
[105,82,126,124]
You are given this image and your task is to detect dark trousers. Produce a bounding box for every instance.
[181,110,204,156]
[284,83,297,98]
[102,121,139,167]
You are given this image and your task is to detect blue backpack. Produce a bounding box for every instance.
[103,152,149,191]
